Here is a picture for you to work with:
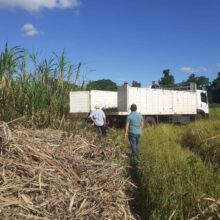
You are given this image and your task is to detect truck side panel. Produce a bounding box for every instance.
[90,91,117,111]
[163,90,173,114]
[128,87,148,113]
[124,86,197,115]
[70,91,90,113]
[172,91,196,114]
[70,91,117,113]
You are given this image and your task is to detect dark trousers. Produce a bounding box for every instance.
[128,133,140,153]
[95,125,106,136]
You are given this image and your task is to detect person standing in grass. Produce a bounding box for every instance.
[89,105,107,136]
[125,104,144,154]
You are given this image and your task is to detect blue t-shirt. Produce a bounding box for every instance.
[127,112,143,135]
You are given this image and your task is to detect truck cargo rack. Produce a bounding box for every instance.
[160,82,197,92]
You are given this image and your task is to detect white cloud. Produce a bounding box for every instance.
[0,0,80,11]
[199,67,208,72]
[180,66,208,74]
[59,0,78,8]
[180,67,196,74]
[218,64,220,68]
[22,23,39,37]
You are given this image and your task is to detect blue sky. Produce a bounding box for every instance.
[0,0,220,86]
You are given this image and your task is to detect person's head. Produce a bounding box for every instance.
[95,104,100,109]
[130,104,137,112]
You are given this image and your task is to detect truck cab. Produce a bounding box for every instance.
[196,90,209,116]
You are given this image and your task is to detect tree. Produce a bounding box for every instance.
[186,74,210,88]
[131,80,141,87]
[196,76,210,88]
[212,72,220,88]
[159,69,174,86]
[210,72,220,103]
[86,79,117,91]
[186,73,197,83]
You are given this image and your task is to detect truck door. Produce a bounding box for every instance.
[197,91,209,115]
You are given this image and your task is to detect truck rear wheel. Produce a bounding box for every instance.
[144,117,156,128]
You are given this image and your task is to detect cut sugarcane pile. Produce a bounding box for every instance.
[0,123,135,219]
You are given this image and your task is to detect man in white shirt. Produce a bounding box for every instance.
[89,105,106,136]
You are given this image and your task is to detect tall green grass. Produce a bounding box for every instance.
[0,44,81,127]
[137,125,220,219]
[101,103,220,219]
[122,107,220,219]
[182,107,220,170]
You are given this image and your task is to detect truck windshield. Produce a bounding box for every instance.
[201,93,207,103]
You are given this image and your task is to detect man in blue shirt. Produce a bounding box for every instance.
[125,104,144,153]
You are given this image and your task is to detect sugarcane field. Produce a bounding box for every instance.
[0,43,220,220]
[1,1,220,219]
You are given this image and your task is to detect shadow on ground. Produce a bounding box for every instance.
[128,155,149,220]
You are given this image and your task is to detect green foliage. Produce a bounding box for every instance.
[0,43,25,79]
[0,44,81,128]
[131,80,141,87]
[209,72,220,103]
[159,69,175,86]
[186,74,210,88]
[119,108,220,219]
[182,107,220,170]
[211,72,220,89]
[211,87,220,103]
[136,124,220,219]
[86,79,117,91]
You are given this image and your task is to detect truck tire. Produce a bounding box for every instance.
[196,113,204,120]
[144,117,156,128]
[196,110,205,120]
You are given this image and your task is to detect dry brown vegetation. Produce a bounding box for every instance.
[0,122,135,219]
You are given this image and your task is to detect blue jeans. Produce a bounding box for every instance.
[128,133,140,154]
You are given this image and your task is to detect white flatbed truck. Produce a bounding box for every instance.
[69,83,209,127]
[106,83,209,127]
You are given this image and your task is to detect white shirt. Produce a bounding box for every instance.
[90,109,106,126]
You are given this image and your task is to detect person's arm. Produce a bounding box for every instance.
[101,110,106,126]
[125,120,129,138]
[103,113,106,126]
[89,111,95,123]
[141,121,144,129]
[141,115,144,129]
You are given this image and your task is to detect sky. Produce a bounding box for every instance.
[0,0,220,87]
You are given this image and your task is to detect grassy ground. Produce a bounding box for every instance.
[182,107,220,170]
[110,106,220,219]
[138,126,219,219]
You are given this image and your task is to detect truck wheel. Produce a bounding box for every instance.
[144,117,156,128]
[196,113,204,120]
